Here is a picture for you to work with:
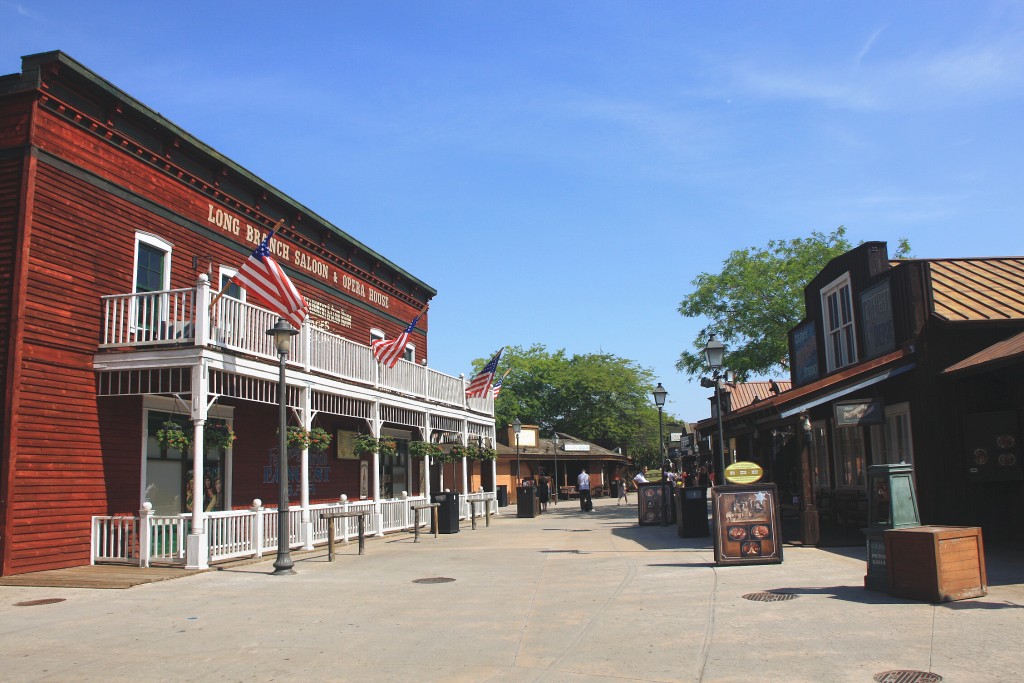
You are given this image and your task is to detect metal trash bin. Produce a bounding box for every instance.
[496,484,509,507]
[677,486,709,537]
[432,491,460,534]
[517,486,539,518]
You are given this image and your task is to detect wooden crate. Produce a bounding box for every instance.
[884,526,987,602]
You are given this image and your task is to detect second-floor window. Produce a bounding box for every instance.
[822,274,857,371]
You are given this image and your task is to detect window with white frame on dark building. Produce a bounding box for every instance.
[869,402,914,466]
[821,274,857,372]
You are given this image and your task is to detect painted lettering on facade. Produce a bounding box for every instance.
[206,203,391,309]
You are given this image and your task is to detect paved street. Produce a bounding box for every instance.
[1,497,1022,682]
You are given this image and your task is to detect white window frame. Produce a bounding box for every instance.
[133,232,173,293]
[370,328,385,345]
[217,266,246,302]
[403,343,415,363]
[869,402,914,467]
[821,273,858,372]
[132,232,173,336]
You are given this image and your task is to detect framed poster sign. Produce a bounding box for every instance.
[964,411,1022,483]
[712,484,783,565]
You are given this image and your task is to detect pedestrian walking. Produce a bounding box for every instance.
[617,468,629,505]
[537,473,550,512]
[577,467,592,512]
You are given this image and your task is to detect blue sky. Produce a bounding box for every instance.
[5,1,1023,421]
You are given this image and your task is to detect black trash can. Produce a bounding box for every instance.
[609,480,622,499]
[517,486,539,518]
[677,486,710,537]
[496,484,509,507]
[432,491,460,534]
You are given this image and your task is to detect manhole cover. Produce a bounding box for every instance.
[873,671,942,683]
[741,591,798,602]
[14,598,66,607]
[412,577,455,584]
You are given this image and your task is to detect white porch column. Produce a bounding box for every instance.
[461,426,470,494]
[371,401,382,502]
[300,384,313,550]
[186,361,209,570]
[193,274,210,347]
[423,427,432,501]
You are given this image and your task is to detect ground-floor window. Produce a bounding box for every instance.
[380,430,411,499]
[810,420,830,492]
[832,424,867,487]
[143,398,234,514]
[870,402,914,466]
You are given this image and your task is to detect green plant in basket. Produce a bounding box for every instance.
[156,421,191,452]
[308,426,333,452]
[205,423,236,450]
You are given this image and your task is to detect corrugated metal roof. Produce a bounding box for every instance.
[943,330,1024,376]
[723,380,791,411]
[928,258,1024,321]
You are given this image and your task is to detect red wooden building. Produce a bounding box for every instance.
[0,51,496,576]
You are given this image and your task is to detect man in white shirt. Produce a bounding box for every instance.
[633,470,648,485]
[577,468,592,512]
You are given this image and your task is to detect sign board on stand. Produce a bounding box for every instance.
[712,483,783,565]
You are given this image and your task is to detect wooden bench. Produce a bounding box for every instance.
[320,509,371,560]
[560,486,578,500]
[410,502,440,542]
[467,499,490,530]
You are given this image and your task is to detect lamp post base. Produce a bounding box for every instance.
[272,553,296,575]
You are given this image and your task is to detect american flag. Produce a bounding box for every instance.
[465,348,504,398]
[233,228,308,330]
[372,313,422,368]
[492,370,510,398]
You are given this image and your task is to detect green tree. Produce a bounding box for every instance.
[480,344,673,463]
[675,227,910,379]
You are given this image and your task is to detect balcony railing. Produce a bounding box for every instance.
[99,285,493,414]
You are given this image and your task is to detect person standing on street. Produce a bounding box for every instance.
[577,467,592,512]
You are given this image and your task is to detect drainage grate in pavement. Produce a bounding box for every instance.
[741,591,798,602]
[14,598,66,607]
[873,671,942,683]
[412,577,455,584]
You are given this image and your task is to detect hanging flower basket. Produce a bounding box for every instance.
[378,437,397,458]
[156,421,191,452]
[409,440,443,459]
[205,423,236,450]
[443,444,469,462]
[308,426,333,453]
[277,426,311,451]
[471,445,497,461]
[353,434,378,457]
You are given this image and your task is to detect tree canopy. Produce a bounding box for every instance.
[675,227,910,380]
[483,344,672,468]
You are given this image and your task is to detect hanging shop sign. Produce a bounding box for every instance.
[724,461,764,485]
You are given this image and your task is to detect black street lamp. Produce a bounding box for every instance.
[652,382,668,526]
[704,334,726,487]
[267,318,299,575]
[512,418,522,487]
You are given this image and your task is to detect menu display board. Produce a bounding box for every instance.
[964,411,1022,483]
[712,484,783,565]
[637,483,670,526]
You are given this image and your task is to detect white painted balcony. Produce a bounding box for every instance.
[99,284,492,415]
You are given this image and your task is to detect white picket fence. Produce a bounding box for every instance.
[91,492,498,567]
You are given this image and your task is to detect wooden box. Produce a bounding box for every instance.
[884,526,987,602]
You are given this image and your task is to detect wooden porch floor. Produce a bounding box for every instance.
[0,564,210,589]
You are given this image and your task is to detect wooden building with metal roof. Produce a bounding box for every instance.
[696,242,1024,546]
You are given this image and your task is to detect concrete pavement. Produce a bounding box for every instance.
[1,496,1022,682]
